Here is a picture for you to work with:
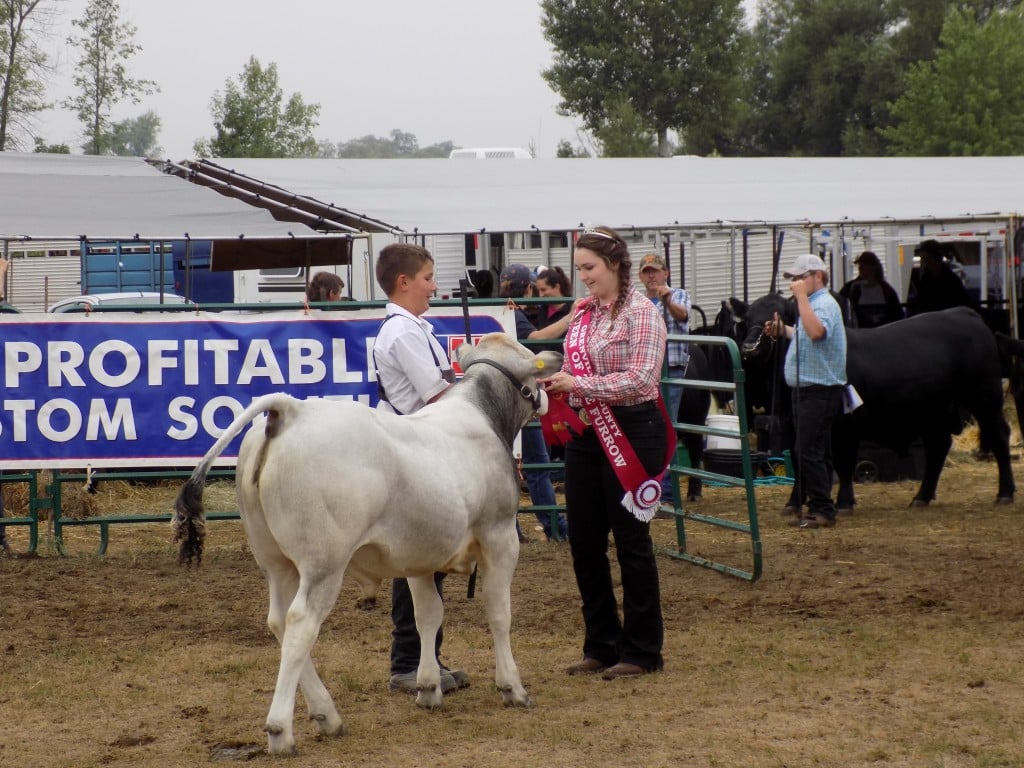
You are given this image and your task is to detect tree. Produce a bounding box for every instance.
[744,0,895,156]
[883,8,1024,155]
[32,135,68,153]
[195,56,319,158]
[107,108,161,156]
[64,0,158,155]
[333,130,455,158]
[739,0,1021,157]
[0,0,54,151]
[556,138,590,158]
[541,0,747,156]
[592,97,658,157]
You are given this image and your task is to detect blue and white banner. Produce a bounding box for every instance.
[0,307,513,469]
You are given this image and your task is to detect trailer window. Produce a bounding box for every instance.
[259,267,303,279]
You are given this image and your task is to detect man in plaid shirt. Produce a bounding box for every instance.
[638,253,690,503]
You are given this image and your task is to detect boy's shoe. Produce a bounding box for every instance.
[441,666,470,689]
[387,671,464,696]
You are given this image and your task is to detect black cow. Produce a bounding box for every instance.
[675,343,712,501]
[995,332,1024,443]
[723,295,1014,511]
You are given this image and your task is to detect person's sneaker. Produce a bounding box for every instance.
[387,670,454,694]
[654,503,675,520]
[798,512,836,529]
[389,668,470,694]
[441,666,470,690]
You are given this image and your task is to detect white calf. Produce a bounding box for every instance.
[173,332,561,756]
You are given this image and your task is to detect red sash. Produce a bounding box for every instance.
[565,301,677,522]
[539,391,587,446]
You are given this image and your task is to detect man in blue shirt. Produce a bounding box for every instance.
[765,254,847,529]
[638,253,691,504]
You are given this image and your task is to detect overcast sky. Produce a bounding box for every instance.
[36,0,756,160]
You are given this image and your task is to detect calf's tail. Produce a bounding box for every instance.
[172,393,296,566]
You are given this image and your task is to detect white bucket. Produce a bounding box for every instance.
[705,414,742,451]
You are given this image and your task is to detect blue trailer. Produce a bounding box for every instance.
[80,239,234,303]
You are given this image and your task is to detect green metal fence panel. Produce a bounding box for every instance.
[659,333,764,582]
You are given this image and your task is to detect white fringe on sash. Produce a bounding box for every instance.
[621,478,662,522]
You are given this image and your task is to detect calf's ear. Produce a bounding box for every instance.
[455,341,478,368]
[534,351,563,374]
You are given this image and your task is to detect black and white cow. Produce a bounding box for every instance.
[173,333,560,756]
[722,296,1014,512]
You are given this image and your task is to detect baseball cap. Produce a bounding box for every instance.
[914,239,943,259]
[499,263,533,297]
[783,253,827,278]
[639,253,667,272]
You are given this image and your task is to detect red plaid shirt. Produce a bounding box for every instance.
[563,286,667,406]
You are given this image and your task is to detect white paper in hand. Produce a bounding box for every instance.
[843,384,863,414]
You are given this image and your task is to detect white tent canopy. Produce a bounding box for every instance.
[4,153,1021,241]
[198,155,1024,235]
[0,153,325,241]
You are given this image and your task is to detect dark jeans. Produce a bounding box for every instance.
[522,426,567,539]
[390,573,446,676]
[565,403,667,670]
[0,479,7,550]
[791,385,844,518]
[660,364,687,501]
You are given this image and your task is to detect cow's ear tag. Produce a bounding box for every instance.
[535,360,545,370]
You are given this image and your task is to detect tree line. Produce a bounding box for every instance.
[543,0,1024,157]
[3,0,1021,158]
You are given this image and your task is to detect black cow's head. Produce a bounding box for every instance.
[730,293,795,365]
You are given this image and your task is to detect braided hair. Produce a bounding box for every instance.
[576,226,632,320]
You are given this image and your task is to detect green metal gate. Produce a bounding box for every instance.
[660,333,763,582]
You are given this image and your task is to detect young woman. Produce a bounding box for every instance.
[534,265,572,329]
[306,271,345,303]
[539,226,673,680]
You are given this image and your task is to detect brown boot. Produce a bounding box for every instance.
[565,657,607,675]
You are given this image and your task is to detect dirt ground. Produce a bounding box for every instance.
[1,445,1023,768]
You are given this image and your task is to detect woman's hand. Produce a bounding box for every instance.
[539,371,574,395]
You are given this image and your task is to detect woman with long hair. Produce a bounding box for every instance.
[539,226,673,680]
[535,265,572,329]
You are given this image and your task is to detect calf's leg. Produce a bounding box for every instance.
[479,530,533,708]
[263,570,346,755]
[265,567,345,739]
[406,574,444,710]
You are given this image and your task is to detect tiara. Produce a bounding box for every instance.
[580,227,618,241]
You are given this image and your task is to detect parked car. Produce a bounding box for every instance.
[48,292,192,313]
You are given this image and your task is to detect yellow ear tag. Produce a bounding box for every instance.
[535,360,545,370]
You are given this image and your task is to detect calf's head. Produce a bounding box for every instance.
[456,333,563,442]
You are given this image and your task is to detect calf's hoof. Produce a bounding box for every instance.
[909,498,931,508]
[264,724,297,757]
[354,596,377,611]
[414,686,444,710]
[781,505,801,517]
[310,712,346,739]
[995,495,1014,506]
[498,685,535,709]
